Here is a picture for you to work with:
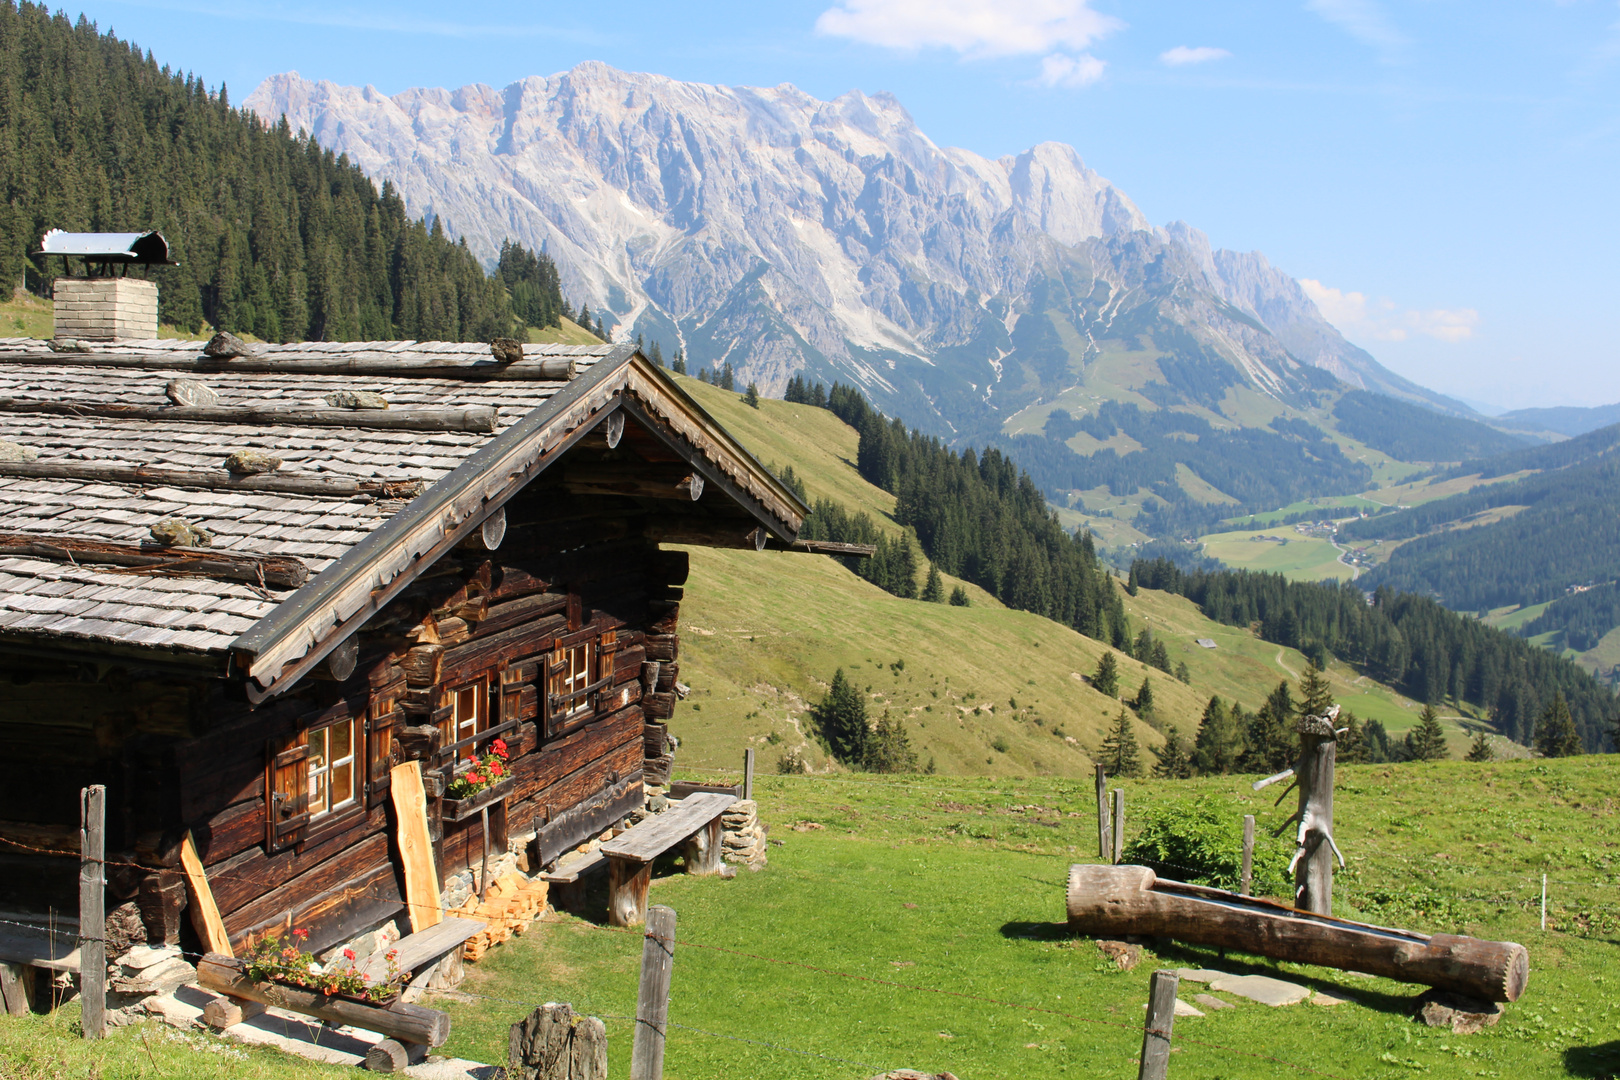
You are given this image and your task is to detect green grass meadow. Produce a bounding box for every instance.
[444,756,1620,1080]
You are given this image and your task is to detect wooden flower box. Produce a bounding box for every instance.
[442,777,514,823]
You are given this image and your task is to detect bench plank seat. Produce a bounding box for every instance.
[357,916,484,983]
[543,848,608,885]
[600,792,735,863]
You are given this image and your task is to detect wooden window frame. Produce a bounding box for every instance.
[266,699,368,852]
[544,628,617,739]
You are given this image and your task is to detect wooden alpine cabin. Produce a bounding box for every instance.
[0,334,807,959]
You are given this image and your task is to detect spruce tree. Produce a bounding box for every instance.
[671,349,687,375]
[1405,704,1448,761]
[1535,692,1582,758]
[1240,681,1296,773]
[1101,708,1143,777]
[1134,675,1155,716]
[720,362,736,391]
[864,710,919,773]
[1297,659,1334,718]
[1151,640,1171,674]
[1338,710,1367,763]
[948,585,970,606]
[1092,652,1120,698]
[813,669,869,765]
[743,382,760,408]
[1152,725,1192,779]
[1465,729,1495,762]
[1193,696,1243,775]
[1174,661,1191,685]
[922,563,945,603]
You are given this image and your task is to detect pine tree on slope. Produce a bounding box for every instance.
[1535,692,1581,758]
[921,563,945,603]
[1465,729,1495,762]
[1092,652,1120,698]
[1101,709,1143,778]
[1405,704,1449,761]
[1152,725,1192,779]
[813,669,869,765]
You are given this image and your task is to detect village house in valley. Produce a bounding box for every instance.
[0,321,808,974]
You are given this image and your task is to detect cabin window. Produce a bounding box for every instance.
[558,641,594,718]
[546,629,615,738]
[307,718,358,818]
[440,679,489,763]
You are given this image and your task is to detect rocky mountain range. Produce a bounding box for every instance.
[245,62,1451,441]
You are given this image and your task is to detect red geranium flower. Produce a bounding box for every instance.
[343,948,356,961]
[292,928,309,940]
[489,764,503,777]
[491,738,507,754]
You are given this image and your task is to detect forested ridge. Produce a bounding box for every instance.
[1016,401,1372,537]
[783,376,1130,645]
[0,1,568,342]
[1344,427,1620,611]
[1331,390,1528,462]
[1131,558,1615,753]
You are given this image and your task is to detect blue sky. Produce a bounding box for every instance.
[77,0,1620,409]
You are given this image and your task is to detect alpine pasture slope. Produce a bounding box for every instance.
[667,377,1461,776]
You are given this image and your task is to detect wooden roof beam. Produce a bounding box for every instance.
[0,533,310,589]
[0,351,584,381]
[0,461,422,499]
[0,398,499,433]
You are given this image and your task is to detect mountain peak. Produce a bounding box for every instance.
[243,64,1447,430]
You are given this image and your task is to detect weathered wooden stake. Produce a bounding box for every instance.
[1540,874,1547,931]
[0,962,33,1016]
[1241,815,1255,897]
[1138,969,1179,1080]
[630,905,676,1080]
[743,748,755,802]
[1291,707,1342,915]
[1095,764,1112,863]
[508,1002,608,1080]
[1112,788,1125,864]
[79,785,106,1039]
[480,805,492,896]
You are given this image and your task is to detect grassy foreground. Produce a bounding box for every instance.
[4,724,1615,1080]
[449,756,1620,1080]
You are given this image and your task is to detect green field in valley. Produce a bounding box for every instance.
[6,757,1616,1079]
[1195,526,1357,584]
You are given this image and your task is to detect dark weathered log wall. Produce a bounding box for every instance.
[0,481,691,953]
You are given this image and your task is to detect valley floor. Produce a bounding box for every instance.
[8,757,1615,1079]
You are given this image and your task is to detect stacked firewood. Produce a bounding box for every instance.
[456,873,550,962]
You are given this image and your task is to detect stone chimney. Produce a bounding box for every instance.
[53,278,159,342]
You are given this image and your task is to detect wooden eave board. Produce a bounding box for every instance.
[600,792,736,863]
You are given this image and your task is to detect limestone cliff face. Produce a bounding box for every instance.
[246,63,1443,434]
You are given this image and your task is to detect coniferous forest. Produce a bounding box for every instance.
[1131,558,1614,752]
[787,380,1129,645]
[0,1,567,341]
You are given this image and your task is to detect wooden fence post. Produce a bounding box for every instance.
[1095,764,1112,863]
[1293,708,1341,915]
[1138,969,1179,1080]
[743,749,755,802]
[1112,789,1124,864]
[79,785,106,1039]
[630,905,676,1080]
[1241,815,1255,897]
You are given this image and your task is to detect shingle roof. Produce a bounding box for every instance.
[0,338,614,658]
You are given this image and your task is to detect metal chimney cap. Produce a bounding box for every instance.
[34,229,175,265]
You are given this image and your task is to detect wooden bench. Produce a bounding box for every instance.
[598,792,736,926]
[355,916,485,986]
[542,848,609,913]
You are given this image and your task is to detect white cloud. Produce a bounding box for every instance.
[1301,279,1478,343]
[1305,0,1408,55]
[1036,52,1108,87]
[815,0,1122,57]
[1159,45,1231,67]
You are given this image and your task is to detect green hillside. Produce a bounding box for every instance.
[668,381,1472,777]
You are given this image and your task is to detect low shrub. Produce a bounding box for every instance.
[1119,796,1292,898]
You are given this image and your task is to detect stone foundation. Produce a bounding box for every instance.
[721,799,768,870]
